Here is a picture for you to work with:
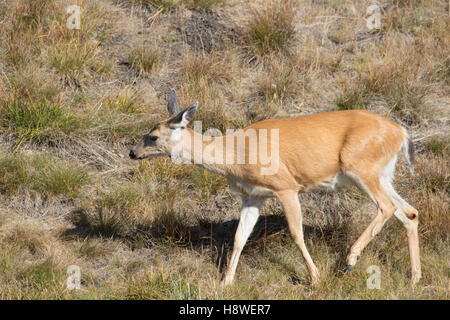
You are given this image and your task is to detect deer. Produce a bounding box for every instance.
[129,89,421,287]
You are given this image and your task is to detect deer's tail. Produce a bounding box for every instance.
[401,130,415,175]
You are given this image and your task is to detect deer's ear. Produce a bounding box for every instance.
[167,88,180,116]
[168,102,198,128]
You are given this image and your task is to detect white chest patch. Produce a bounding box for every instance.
[170,128,183,142]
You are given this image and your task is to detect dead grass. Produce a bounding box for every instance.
[424,135,450,157]
[180,50,234,85]
[244,0,298,56]
[257,54,302,104]
[4,0,64,66]
[179,78,231,132]
[176,50,240,130]
[0,0,448,300]
[3,66,62,103]
[127,47,163,75]
[334,33,445,125]
[126,0,226,10]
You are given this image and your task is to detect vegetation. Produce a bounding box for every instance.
[244,0,298,56]
[0,153,89,197]
[127,47,163,74]
[0,0,447,299]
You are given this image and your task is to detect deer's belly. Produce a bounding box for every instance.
[230,179,276,198]
[307,171,355,192]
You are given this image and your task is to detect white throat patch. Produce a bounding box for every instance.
[170,128,183,142]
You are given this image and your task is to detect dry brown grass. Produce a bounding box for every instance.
[127,47,163,74]
[180,50,235,85]
[244,0,298,56]
[125,0,226,10]
[176,49,244,131]
[0,0,448,300]
[257,54,303,105]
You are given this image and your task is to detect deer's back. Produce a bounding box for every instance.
[233,110,405,192]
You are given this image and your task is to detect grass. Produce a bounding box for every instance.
[5,66,62,103]
[73,159,226,243]
[0,94,83,142]
[189,168,227,203]
[5,0,64,66]
[11,0,61,28]
[51,40,114,83]
[5,0,113,84]
[258,55,301,104]
[415,155,449,194]
[0,153,90,197]
[126,269,200,299]
[180,51,233,85]
[102,88,144,114]
[89,108,158,140]
[244,0,298,56]
[0,0,448,300]
[70,160,178,239]
[424,135,450,157]
[335,88,370,111]
[179,78,231,132]
[187,0,226,9]
[127,0,226,10]
[127,47,163,74]
[333,34,441,125]
[127,0,180,9]
[178,50,240,131]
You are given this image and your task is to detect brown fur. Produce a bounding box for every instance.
[131,100,421,287]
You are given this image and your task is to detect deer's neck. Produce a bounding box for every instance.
[175,128,229,175]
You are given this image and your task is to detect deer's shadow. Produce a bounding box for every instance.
[63,210,353,278]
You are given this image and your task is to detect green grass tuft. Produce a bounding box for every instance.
[126,269,199,299]
[51,40,113,83]
[0,153,89,197]
[0,94,83,142]
[335,89,369,111]
[424,136,449,157]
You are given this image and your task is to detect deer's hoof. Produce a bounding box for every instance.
[220,277,233,287]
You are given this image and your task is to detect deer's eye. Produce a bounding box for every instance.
[144,135,158,145]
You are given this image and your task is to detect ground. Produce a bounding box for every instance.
[0,0,448,299]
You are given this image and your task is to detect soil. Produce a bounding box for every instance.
[177,9,239,53]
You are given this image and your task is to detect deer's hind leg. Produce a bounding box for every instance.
[344,171,399,271]
[380,176,421,283]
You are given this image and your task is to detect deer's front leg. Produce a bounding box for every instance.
[277,191,319,285]
[221,197,264,286]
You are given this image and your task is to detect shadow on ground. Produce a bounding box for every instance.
[63,209,353,278]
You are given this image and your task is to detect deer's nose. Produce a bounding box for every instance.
[129,150,136,159]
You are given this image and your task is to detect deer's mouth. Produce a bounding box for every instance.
[129,150,164,160]
[129,150,148,160]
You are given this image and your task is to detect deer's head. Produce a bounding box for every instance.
[129,89,198,160]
